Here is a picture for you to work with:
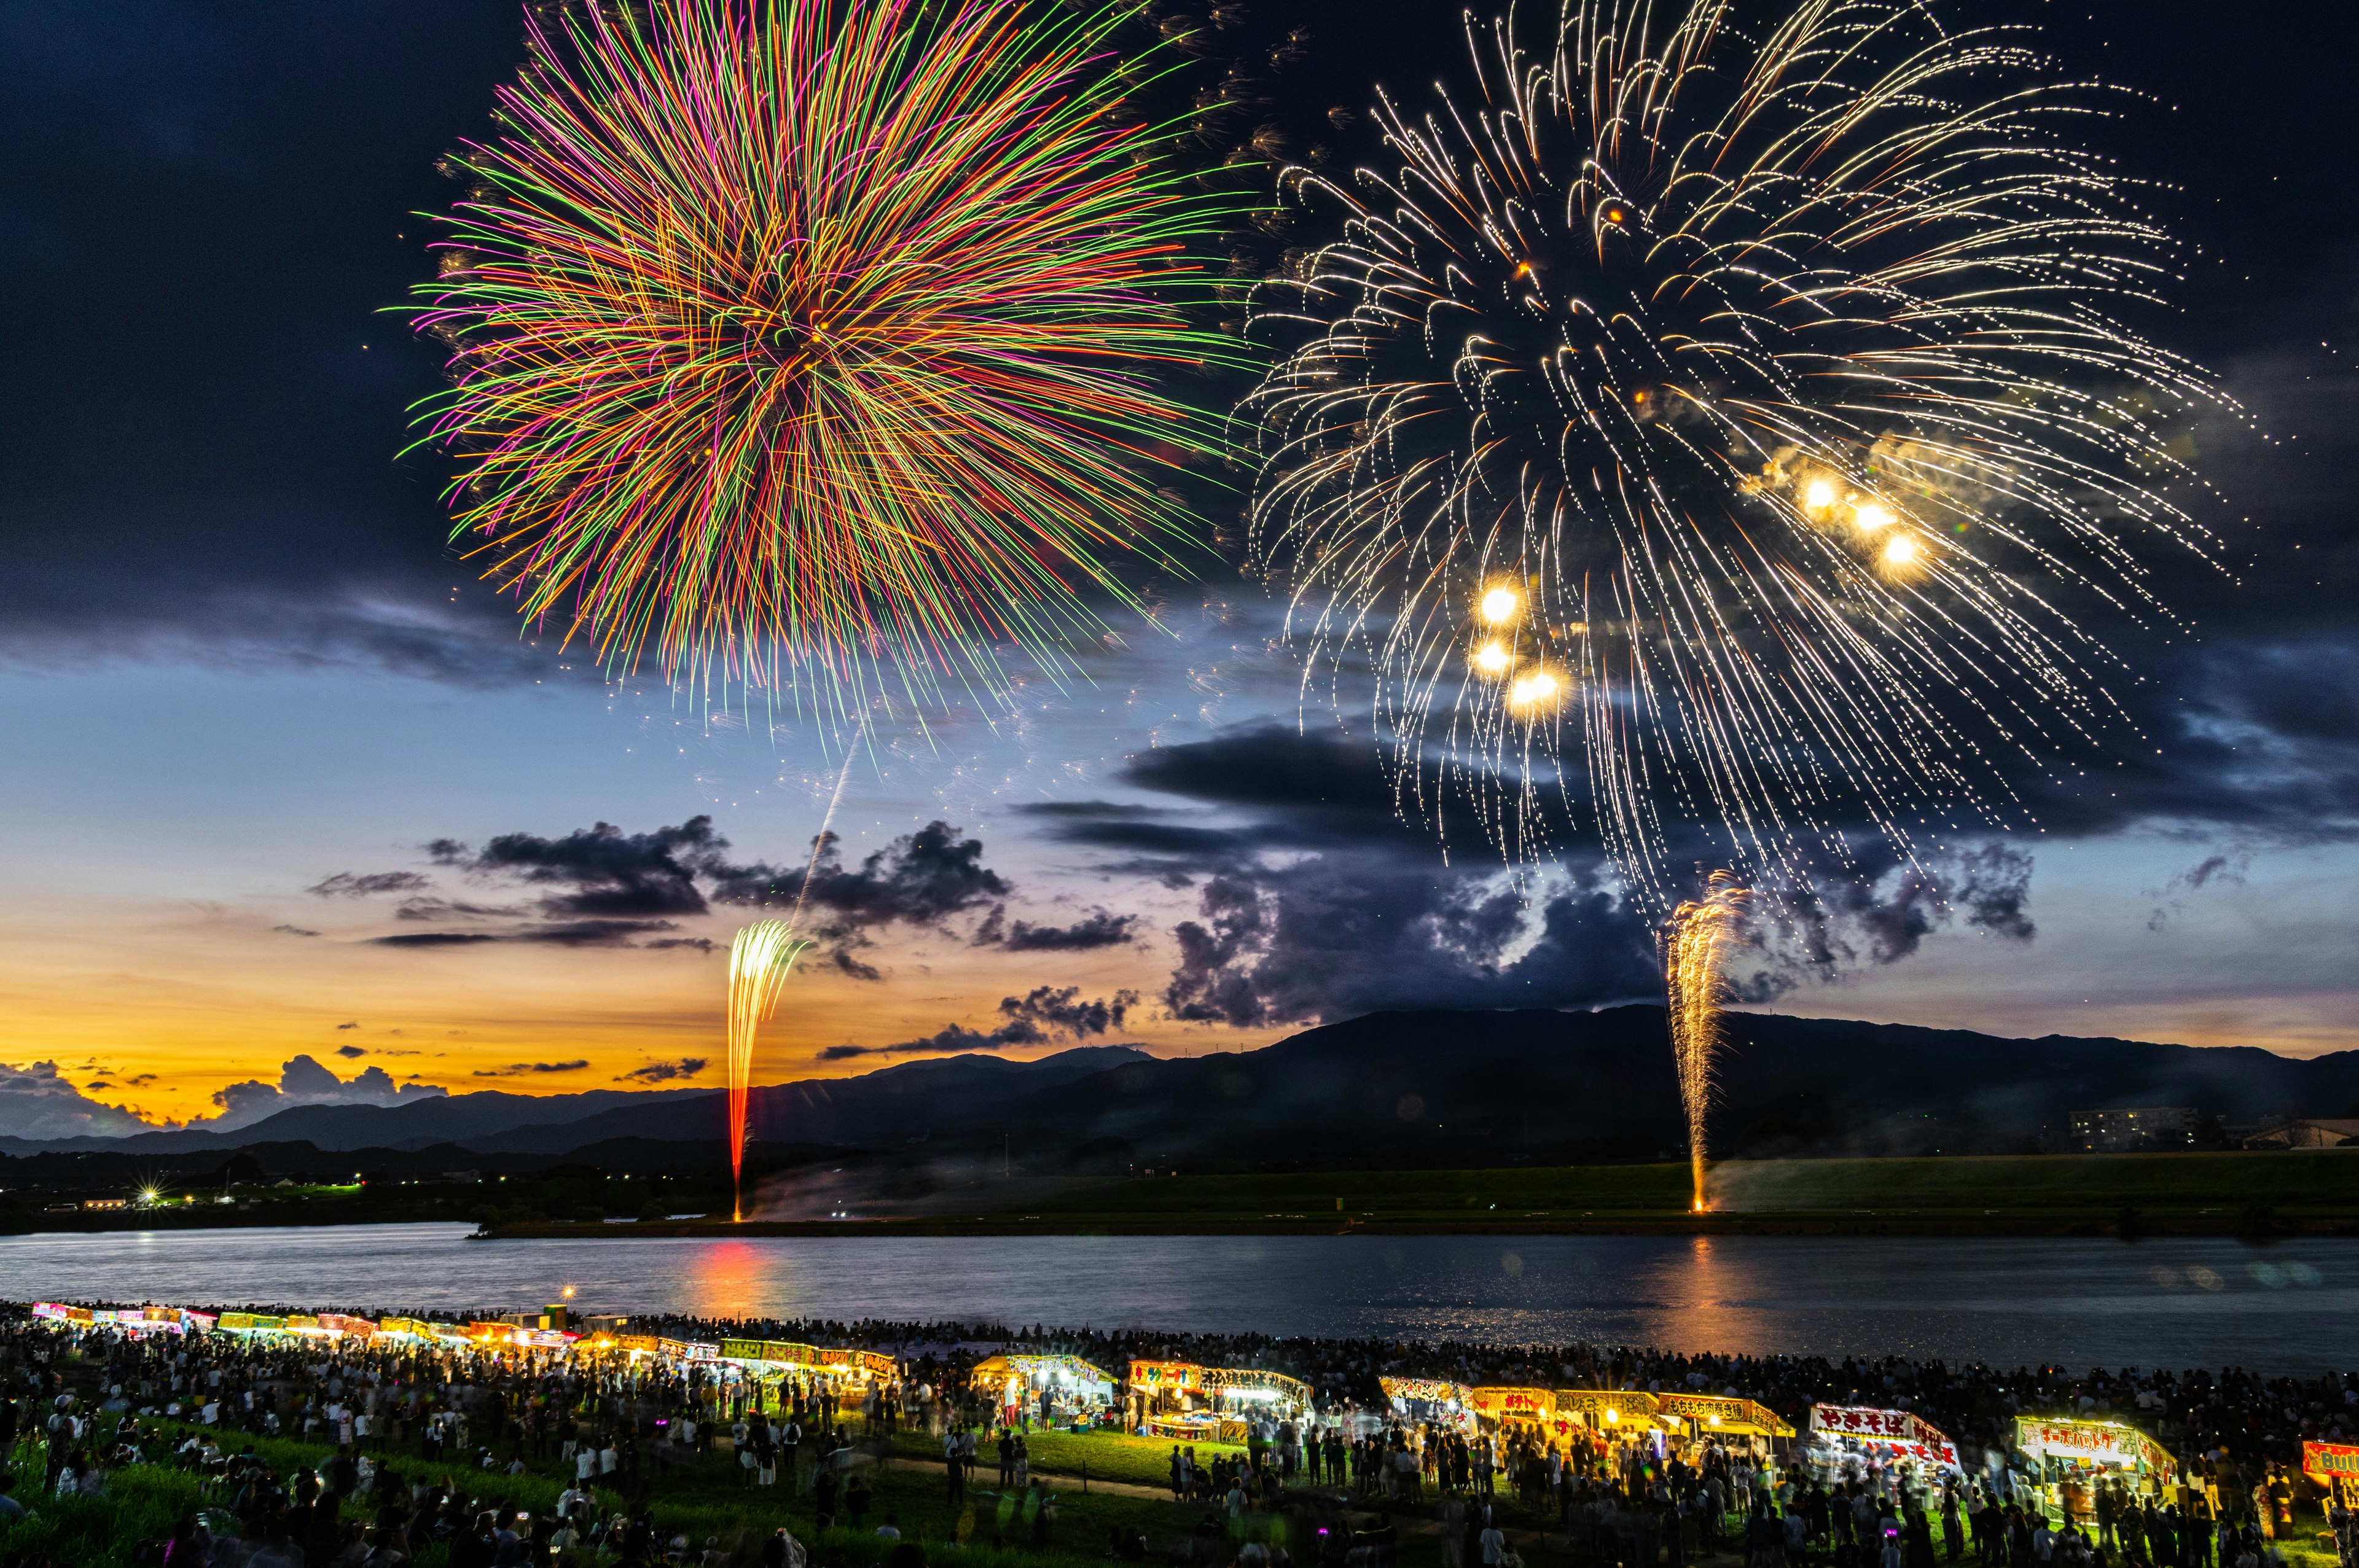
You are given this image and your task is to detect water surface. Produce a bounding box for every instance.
[4,1227,2348,1373]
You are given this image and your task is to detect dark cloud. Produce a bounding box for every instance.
[471,1060,591,1077]
[644,937,716,954]
[822,986,1137,1061]
[726,821,1009,928]
[370,931,498,948]
[614,1057,709,1083]
[308,870,431,898]
[972,905,1138,951]
[335,1044,367,1059]
[394,896,522,921]
[437,817,738,919]
[335,1020,359,1029]
[270,924,320,938]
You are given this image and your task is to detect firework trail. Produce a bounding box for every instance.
[1246,0,2221,909]
[412,0,1242,714]
[726,919,808,1221]
[1664,873,1748,1212]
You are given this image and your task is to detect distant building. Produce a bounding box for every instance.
[2070,1106,2199,1152]
[2244,1118,2359,1150]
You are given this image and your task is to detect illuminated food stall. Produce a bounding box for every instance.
[2302,1441,2359,1508]
[1129,1360,1310,1444]
[719,1338,894,1409]
[1659,1394,1794,1446]
[1473,1386,1567,1433]
[1557,1390,1671,1438]
[2014,1418,2178,1523]
[972,1353,1118,1430]
[1809,1405,1964,1481]
[1380,1377,1478,1433]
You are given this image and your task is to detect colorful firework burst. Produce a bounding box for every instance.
[412,0,1241,712]
[1246,0,2221,907]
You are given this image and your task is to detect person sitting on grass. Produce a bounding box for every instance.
[877,1511,904,1540]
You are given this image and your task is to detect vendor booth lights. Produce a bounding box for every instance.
[1129,1361,1312,1445]
[973,1353,1118,1432]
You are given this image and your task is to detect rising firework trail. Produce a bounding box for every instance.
[726,920,808,1222]
[1246,0,2222,908]
[411,0,1243,714]
[1664,873,1749,1212]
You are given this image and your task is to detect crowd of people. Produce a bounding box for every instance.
[1,1301,2352,1568]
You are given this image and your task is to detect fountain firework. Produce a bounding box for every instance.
[1664,874,1749,1213]
[725,921,808,1222]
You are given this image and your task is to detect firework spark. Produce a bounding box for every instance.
[726,919,808,1221]
[413,0,1240,712]
[1246,0,2221,906]
[1665,872,1748,1212]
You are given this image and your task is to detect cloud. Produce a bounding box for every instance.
[821,985,1139,1061]
[436,819,739,919]
[335,1021,359,1030]
[471,1060,592,1077]
[376,815,1057,971]
[724,821,1010,928]
[971,905,1138,951]
[308,870,431,898]
[0,1060,161,1139]
[614,1058,710,1083]
[271,924,319,938]
[334,1043,367,1058]
[393,897,522,921]
[195,1054,449,1134]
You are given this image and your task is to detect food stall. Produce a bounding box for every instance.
[718,1338,894,1410]
[1129,1360,1309,1445]
[971,1353,1118,1430]
[1809,1405,1964,1486]
[1661,1393,1793,1464]
[1380,1377,1478,1433]
[2014,1417,2178,1524]
[2302,1441,2359,1509]
[1473,1386,1567,1433]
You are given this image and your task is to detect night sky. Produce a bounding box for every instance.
[2,0,2354,1136]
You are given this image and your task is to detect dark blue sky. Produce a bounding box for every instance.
[0,0,2353,1134]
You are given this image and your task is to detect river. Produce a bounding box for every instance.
[4,1227,2349,1372]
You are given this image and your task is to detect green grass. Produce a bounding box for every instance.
[888,1426,1247,1490]
[3,1414,1283,1568]
[1012,1153,2359,1223]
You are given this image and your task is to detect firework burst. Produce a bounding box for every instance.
[413,0,1241,712]
[1664,872,1748,1212]
[1246,0,2221,906]
[726,919,808,1221]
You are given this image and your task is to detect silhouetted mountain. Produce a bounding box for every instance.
[4,1016,2352,1171]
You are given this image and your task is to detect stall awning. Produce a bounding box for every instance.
[2013,1417,2177,1487]
[1660,1393,1794,1438]
[974,1353,1116,1389]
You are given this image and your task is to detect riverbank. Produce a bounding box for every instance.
[476,1152,2359,1239]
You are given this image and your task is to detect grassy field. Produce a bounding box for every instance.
[887,1426,1246,1490]
[1017,1152,2359,1227]
[493,1152,2359,1238]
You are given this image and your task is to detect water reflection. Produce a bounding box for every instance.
[1,1226,2350,1373]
